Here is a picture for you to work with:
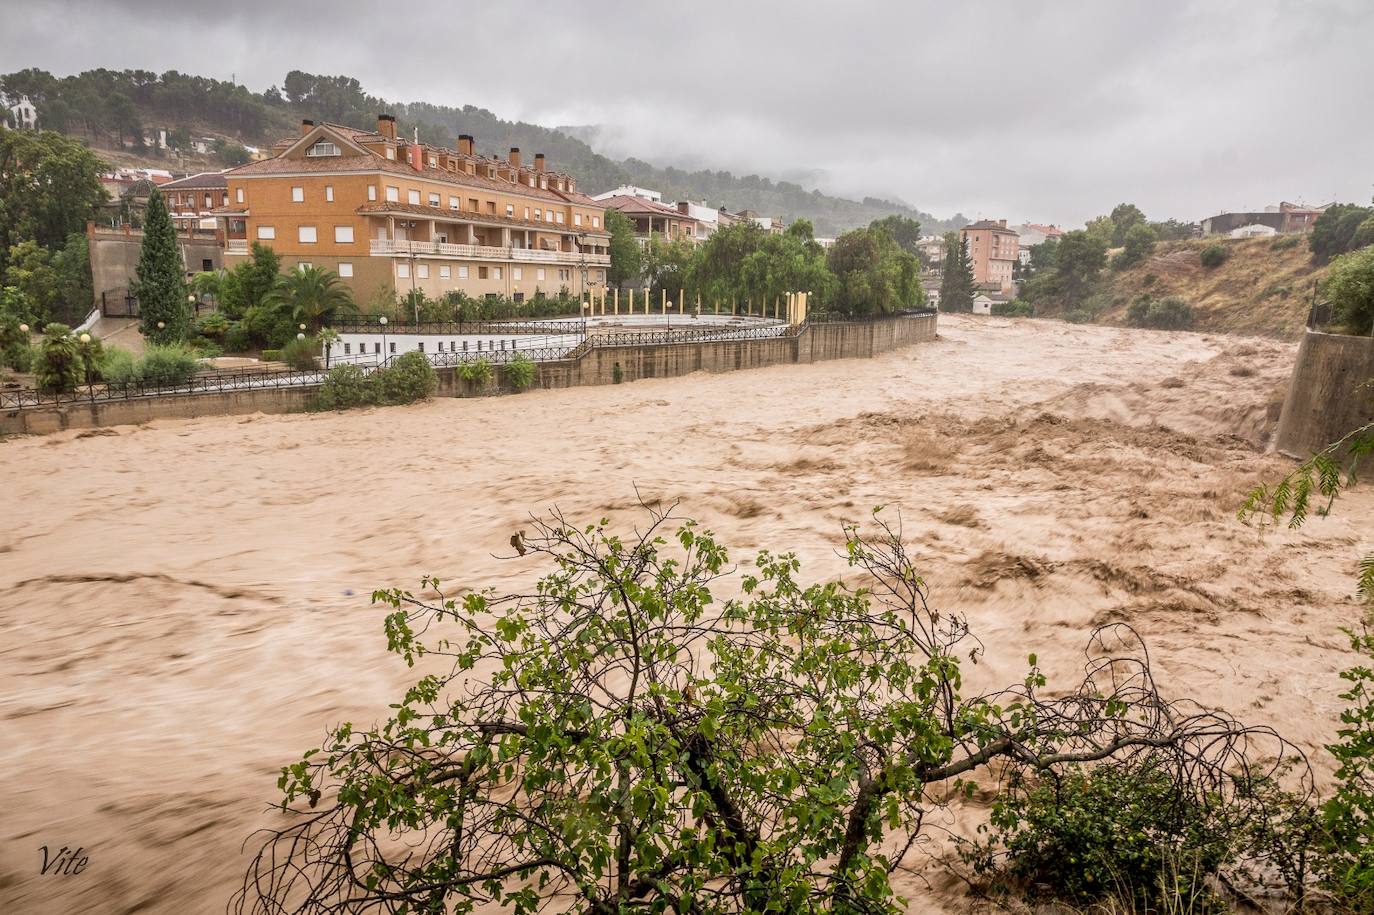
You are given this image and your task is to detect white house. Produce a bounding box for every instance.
[971,293,994,315]
[676,201,721,239]
[6,94,37,130]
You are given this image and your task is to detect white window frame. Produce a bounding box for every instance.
[334,225,354,243]
[298,225,317,243]
[236,187,244,204]
[368,185,377,202]
[397,262,410,279]
[439,265,450,279]
[291,186,304,202]
[513,267,522,280]
[338,262,354,277]
[256,225,275,240]
[325,185,334,202]
[449,196,459,210]
[407,189,421,205]
[536,268,546,281]
[458,266,469,278]
[386,186,399,203]
[574,213,582,226]
[428,192,440,207]
[417,264,429,279]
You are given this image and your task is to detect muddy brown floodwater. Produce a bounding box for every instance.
[2,315,1371,913]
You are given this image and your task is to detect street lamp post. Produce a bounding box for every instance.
[379,315,388,367]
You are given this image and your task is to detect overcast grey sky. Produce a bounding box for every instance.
[3,0,1371,226]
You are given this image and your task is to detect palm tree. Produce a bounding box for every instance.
[190,269,225,309]
[264,265,356,333]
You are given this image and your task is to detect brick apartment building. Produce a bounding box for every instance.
[160,171,229,230]
[214,116,611,302]
[960,219,1020,294]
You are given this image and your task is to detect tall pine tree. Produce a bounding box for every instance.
[938,232,975,312]
[135,187,190,343]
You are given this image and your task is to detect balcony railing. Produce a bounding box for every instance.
[369,238,609,265]
[226,239,249,254]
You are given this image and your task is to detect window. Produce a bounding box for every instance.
[534,209,542,221]
[523,207,530,219]
[386,186,399,202]
[417,342,424,353]
[468,198,478,211]
[428,156,437,168]
[493,267,502,280]
[397,263,410,279]
[204,193,212,208]
[417,264,429,279]
[592,216,600,228]
[257,225,276,240]
[298,262,312,270]
[236,188,244,204]
[536,268,546,281]
[368,185,377,202]
[506,204,514,217]
[555,212,565,224]
[458,266,469,278]
[440,265,451,278]
[374,343,380,354]
[298,225,317,243]
[513,292,524,303]
[512,267,522,281]
[389,341,396,353]
[478,266,488,279]
[385,147,396,160]
[408,189,421,205]
[574,213,582,226]
[344,343,351,355]
[201,258,213,272]
[338,262,353,277]
[486,201,496,215]
[325,185,334,202]
[306,140,340,157]
[449,196,459,210]
[292,186,304,202]
[438,341,444,352]
[334,225,354,243]
[428,192,440,207]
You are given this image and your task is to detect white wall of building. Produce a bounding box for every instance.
[591,185,662,203]
[328,331,582,366]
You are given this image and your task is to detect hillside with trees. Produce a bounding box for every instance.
[0,67,962,237]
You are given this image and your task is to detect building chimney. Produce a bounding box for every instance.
[458,134,474,156]
[534,153,546,173]
[300,119,315,136]
[998,219,1007,228]
[377,114,396,141]
[508,147,521,171]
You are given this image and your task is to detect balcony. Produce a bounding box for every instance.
[226,239,249,255]
[370,238,609,265]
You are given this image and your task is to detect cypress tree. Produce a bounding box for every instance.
[134,187,190,343]
[939,233,975,312]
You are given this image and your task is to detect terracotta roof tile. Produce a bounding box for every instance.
[356,201,610,237]
[161,170,229,190]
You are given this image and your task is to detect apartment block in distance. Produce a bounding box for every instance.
[960,219,1020,294]
[215,116,612,303]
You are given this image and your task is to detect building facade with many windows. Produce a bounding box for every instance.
[215,117,611,302]
[960,219,1020,294]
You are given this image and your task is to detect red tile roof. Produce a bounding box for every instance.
[161,170,229,190]
[600,194,692,220]
[356,201,610,237]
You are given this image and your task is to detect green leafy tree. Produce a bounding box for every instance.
[264,265,356,332]
[1322,245,1374,336]
[1311,204,1374,263]
[237,509,1291,915]
[218,243,280,320]
[868,214,923,255]
[939,231,975,312]
[827,226,922,314]
[133,187,189,344]
[1108,203,1147,246]
[0,127,108,277]
[1051,229,1107,304]
[640,233,696,301]
[1117,223,1158,269]
[1322,628,1374,905]
[0,285,35,369]
[605,209,641,290]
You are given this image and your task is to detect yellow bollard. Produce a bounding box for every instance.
[661,288,667,315]
[614,288,620,316]
[644,287,650,315]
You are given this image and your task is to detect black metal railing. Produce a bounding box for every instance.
[1,366,329,410]
[586,323,800,348]
[806,308,939,323]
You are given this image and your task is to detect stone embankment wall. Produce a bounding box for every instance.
[1275,329,1374,458]
[2,314,937,435]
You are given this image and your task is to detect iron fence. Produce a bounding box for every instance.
[586,323,799,348]
[1,366,329,410]
[330,318,585,336]
[806,308,939,323]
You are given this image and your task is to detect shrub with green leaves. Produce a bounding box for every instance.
[99,346,139,386]
[223,322,252,354]
[196,312,231,339]
[138,344,201,387]
[1127,295,1195,330]
[503,353,536,391]
[374,350,436,404]
[1318,628,1374,907]
[310,363,377,411]
[458,357,493,391]
[969,764,1231,911]
[1200,243,1228,268]
[277,335,319,372]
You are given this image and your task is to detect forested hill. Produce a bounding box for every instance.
[0,68,963,237]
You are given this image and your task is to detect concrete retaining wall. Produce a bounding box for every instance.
[3,314,937,435]
[1275,329,1374,458]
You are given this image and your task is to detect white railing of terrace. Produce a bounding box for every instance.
[226,239,249,254]
[369,238,610,265]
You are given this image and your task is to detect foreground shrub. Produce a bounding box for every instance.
[310,364,376,411]
[195,312,231,339]
[1318,628,1374,907]
[1127,295,1194,329]
[236,510,1301,915]
[1322,245,1374,336]
[969,765,1231,911]
[991,299,1033,317]
[1200,243,1228,268]
[277,335,319,371]
[223,322,252,354]
[458,357,493,392]
[503,353,536,391]
[138,344,200,387]
[99,346,139,385]
[374,350,435,404]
